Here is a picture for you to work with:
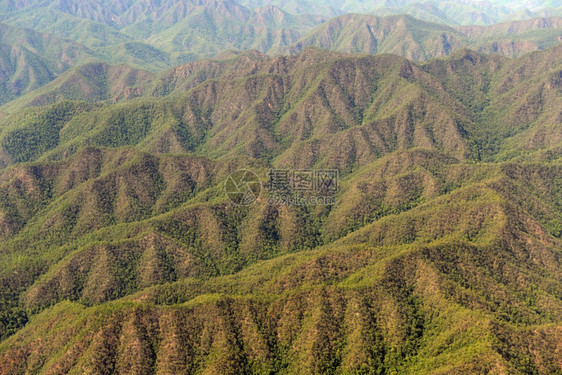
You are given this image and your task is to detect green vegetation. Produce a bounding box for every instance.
[0,44,559,373]
[279,14,562,60]
[0,0,561,108]
[241,0,561,26]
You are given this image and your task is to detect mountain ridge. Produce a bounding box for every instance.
[0,6,560,374]
[1,10,561,107]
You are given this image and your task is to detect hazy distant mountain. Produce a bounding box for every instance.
[1,2,560,107]
[0,0,559,72]
[275,14,466,60]
[503,6,562,21]
[0,0,326,54]
[1,0,559,62]
[279,14,562,60]
[239,0,562,25]
[459,16,562,55]
[0,1,323,103]
[0,23,96,105]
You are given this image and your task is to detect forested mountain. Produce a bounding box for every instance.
[0,23,97,105]
[458,15,562,55]
[279,14,562,59]
[0,0,325,58]
[0,5,561,107]
[1,44,561,164]
[239,0,562,25]
[0,0,560,65]
[0,1,561,374]
[0,44,560,373]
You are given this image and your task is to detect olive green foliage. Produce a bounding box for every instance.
[0,46,560,374]
[0,1,561,108]
[240,0,561,26]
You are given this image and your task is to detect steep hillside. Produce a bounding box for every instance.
[0,23,96,105]
[0,51,477,167]
[459,16,562,56]
[0,150,560,374]
[1,45,559,164]
[283,14,562,60]
[277,14,466,60]
[0,47,560,373]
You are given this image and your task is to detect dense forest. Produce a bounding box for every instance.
[0,41,559,373]
[0,0,561,373]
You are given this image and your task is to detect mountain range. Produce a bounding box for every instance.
[276,14,562,60]
[0,1,561,373]
[240,0,562,25]
[0,5,561,106]
[0,42,560,373]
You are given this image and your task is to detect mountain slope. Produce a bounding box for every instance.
[0,150,560,374]
[0,50,477,167]
[2,44,560,166]
[282,14,562,60]
[459,16,562,56]
[1,0,561,70]
[239,0,562,26]
[0,0,326,60]
[0,47,560,373]
[276,14,466,60]
[0,3,561,111]
[1,62,154,111]
[0,23,96,105]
